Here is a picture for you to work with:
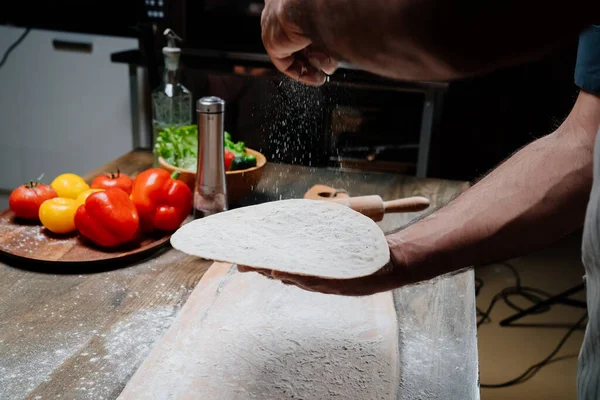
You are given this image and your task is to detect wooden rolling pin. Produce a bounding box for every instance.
[328,195,430,221]
[303,185,430,221]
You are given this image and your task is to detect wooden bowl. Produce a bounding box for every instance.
[158,148,267,205]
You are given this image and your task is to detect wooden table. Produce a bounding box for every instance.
[0,150,478,400]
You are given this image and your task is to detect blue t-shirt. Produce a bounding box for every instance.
[575,25,600,95]
[577,23,600,400]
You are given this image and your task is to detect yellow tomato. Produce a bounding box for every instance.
[51,173,90,199]
[38,198,78,234]
[76,188,104,207]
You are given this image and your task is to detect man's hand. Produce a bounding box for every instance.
[261,0,338,86]
[237,236,407,296]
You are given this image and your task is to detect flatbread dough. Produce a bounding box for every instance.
[170,199,390,279]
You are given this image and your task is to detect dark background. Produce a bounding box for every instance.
[435,42,580,181]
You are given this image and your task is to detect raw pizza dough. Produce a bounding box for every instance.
[170,199,390,279]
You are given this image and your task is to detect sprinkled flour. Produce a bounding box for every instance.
[119,269,400,399]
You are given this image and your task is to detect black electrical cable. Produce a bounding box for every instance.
[480,312,587,388]
[0,28,31,70]
[476,262,554,327]
[476,262,588,388]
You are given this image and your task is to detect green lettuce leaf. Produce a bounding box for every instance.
[154,126,246,171]
[154,125,198,170]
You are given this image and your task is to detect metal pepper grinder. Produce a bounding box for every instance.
[194,96,228,218]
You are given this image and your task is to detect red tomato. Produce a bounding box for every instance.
[91,169,133,194]
[9,181,58,220]
[224,149,235,171]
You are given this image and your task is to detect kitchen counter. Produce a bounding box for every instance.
[0,149,478,400]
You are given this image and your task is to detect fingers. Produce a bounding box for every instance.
[284,48,337,86]
[269,54,297,78]
[238,266,327,291]
[305,50,339,76]
[271,261,404,296]
[267,50,330,86]
[238,265,309,288]
[271,271,327,293]
[261,5,309,66]
[237,265,254,273]
[267,56,329,86]
[238,264,400,296]
[285,58,328,86]
[238,265,256,273]
[271,270,322,287]
[237,265,274,278]
[271,270,376,296]
[261,1,335,87]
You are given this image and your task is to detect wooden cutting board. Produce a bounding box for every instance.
[0,209,173,268]
[118,263,400,399]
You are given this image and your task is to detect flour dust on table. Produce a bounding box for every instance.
[170,199,390,279]
[118,264,400,399]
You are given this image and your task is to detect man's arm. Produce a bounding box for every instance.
[274,0,600,82]
[242,90,600,295]
[392,90,600,285]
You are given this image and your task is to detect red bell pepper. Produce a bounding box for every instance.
[131,168,193,232]
[74,187,140,248]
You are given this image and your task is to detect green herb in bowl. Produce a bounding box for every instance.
[154,126,257,172]
[154,125,198,171]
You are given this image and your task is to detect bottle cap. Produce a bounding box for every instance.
[197,96,225,113]
[163,28,182,53]
[163,29,182,71]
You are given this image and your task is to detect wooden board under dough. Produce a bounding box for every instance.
[118,263,400,399]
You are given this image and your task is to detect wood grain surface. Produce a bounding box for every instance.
[0,150,477,400]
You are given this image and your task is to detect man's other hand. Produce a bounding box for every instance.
[237,236,407,296]
[261,0,338,86]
